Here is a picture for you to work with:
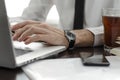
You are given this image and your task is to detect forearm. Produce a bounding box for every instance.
[73,29,94,47]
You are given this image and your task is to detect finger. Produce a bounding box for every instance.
[18,28,34,41]
[11,21,30,31]
[13,24,43,41]
[12,26,29,40]
[22,36,29,41]
[18,26,49,41]
[24,34,46,44]
[11,20,41,31]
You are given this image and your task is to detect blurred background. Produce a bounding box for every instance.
[5,0,59,25]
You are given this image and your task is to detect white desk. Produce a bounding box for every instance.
[22,56,120,80]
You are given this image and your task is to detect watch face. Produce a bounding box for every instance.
[64,31,76,49]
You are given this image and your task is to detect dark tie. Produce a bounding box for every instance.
[73,0,85,29]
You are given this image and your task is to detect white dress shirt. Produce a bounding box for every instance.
[19,0,119,46]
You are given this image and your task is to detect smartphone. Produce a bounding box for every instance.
[79,48,110,66]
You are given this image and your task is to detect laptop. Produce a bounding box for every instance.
[0,0,66,68]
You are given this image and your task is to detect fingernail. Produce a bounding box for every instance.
[13,36,17,41]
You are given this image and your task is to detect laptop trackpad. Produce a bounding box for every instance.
[13,41,47,56]
[14,48,33,56]
[13,41,45,51]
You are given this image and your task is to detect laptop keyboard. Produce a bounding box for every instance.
[14,48,33,57]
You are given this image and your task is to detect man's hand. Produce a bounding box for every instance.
[11,20,69,48]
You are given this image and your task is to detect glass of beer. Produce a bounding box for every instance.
[102,8,120,52]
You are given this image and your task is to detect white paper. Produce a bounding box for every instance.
[22,56,120,80]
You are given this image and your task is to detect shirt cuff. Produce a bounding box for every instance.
[86,26,104,46]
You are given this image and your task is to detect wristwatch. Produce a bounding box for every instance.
[64,30,76,50]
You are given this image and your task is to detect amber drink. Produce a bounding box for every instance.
[102,8,120,52]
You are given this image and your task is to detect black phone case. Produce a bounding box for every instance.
[81,57,110,66]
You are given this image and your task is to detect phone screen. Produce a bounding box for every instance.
[79,48,110,66]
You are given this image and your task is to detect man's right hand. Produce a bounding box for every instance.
[11,20,69,48]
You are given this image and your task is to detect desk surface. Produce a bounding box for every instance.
[0,47,108,80]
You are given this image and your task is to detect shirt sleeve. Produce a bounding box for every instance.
[86,26,104,46]
[21,0,54,21]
